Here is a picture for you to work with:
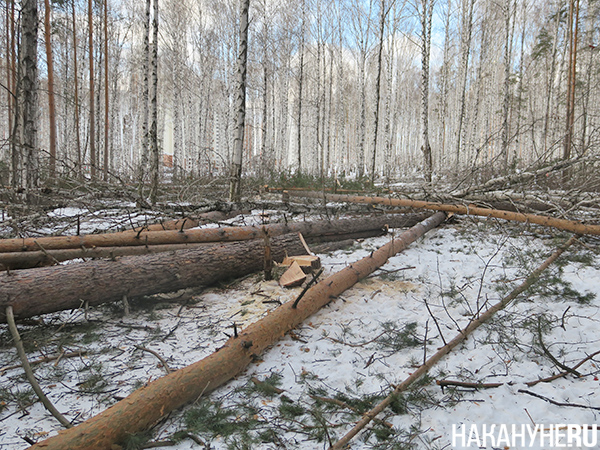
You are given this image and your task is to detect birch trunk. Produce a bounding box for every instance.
[229,0,250,201]
[88,0,96,179]
[148,0,159,204]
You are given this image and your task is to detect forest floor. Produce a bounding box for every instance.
[0,189,599,450]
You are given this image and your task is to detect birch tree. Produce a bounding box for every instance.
[454,0,475,167]
[370,0,387,184]
[88,0,96,179]
[137,0,151,202]
[418,0,434,182]
[12,0,39,189]
[149,0,159,204]
[229,0,250,201]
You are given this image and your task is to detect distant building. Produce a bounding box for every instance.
[162,154,173,168]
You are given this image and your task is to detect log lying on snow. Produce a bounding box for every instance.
[279,190,600,235]
[0,213,430,254]
[0,229,383,270]
[27,212,446,450]
[0,213,431,321]
[0,234,310,322]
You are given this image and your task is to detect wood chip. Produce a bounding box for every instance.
[279,261,307,288]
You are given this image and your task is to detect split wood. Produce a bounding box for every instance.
[278,190,600,236]
[329,235,578,450]
[5,306,72,429]
[27,212,446,450]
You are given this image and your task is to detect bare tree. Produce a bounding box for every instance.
[149,0,159,204]
[296,0,306,174]
[418,0,434,182]
[103,0,110,180]
[11,0,39,190]
[43,0,57,178]
[454,0,475,168]
[88,0,96,180]
[138,0,151,202]
[72,0,82,179]
[229,0,250,201]
[501,0,516,170]
[370,0,387,185]
[563,0,580,163]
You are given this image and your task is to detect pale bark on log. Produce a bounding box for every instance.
[0,213,429,253]
[280,190,600,235]
[26,212,446,450]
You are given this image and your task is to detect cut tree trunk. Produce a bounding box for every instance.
[0,213,429,253]
[0,233,310,322]
[26,212,446,450]
[278,190,600,235]
[0,229,388,270]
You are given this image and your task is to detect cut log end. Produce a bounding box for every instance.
[281,255,321,273]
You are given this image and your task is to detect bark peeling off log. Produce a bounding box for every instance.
[27,212,446,450]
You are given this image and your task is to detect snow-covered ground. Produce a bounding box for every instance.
[1,211,599,450]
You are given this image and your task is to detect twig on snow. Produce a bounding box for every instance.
[135,345,172,374]
[518,389,600,411]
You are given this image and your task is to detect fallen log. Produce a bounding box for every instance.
[0,214,427,321]
[129,210,240,232]
[278,190,600,235]
[0,233,311,322]
[26,212,447,450]
[0,213,429,254]
[0,216,424,269]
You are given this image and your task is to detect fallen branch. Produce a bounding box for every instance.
[526,349,600,387]
[309,394,394,429]
[134,346,171,374]
[329,235,578,449]
[5,306,72,429]
[27,212,446,450]
[279,190,600,236]
[518,389,600,411]
[0,350,87,373]
[537,318,581,377]
[437,380,504,390]
[449,157,587,198]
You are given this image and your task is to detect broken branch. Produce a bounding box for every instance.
[6,306,72,429]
